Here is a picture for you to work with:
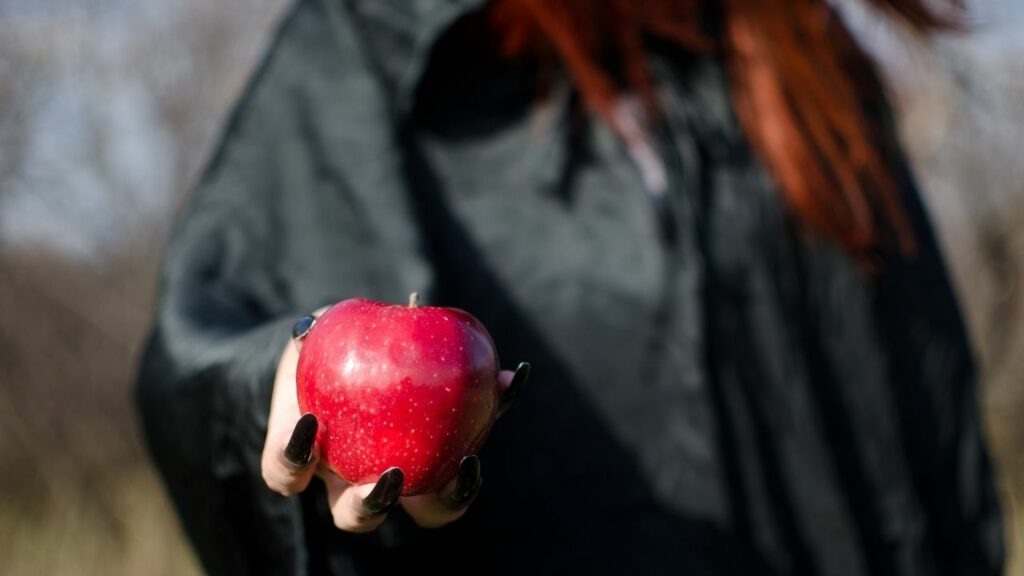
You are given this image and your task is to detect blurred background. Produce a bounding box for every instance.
[0,0,1020,574]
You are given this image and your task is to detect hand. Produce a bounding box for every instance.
[260,309,529,533]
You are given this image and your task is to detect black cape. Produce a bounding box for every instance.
[136,0,1004,574]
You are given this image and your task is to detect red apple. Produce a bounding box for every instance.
[296,294,500,495]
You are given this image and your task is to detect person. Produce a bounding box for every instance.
[135,0,1005,574]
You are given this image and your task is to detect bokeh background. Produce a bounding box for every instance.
[0,1,1021,574]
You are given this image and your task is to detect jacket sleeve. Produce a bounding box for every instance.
[134,1,431,573]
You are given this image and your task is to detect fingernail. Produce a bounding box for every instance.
[363,467,404,516]
[500,362,531,410]
[284,413,317,467]
[450,455,482,507]
[292,315,317,340]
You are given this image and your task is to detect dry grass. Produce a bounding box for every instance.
[0,250,201,576]
[0,466,200,576]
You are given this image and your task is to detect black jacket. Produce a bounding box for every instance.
[136,0,1004,574]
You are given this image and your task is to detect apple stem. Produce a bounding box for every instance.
[408,292,419,308]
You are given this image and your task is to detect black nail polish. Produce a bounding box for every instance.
[501,362,531,408]
[450,456,482,507]
[284,413,317,467]
[292,315,316,340]
[363,468,404,516]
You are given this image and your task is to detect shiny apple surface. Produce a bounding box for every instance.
[297,297,500,495]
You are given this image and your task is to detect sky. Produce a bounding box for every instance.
[0,0,284,262]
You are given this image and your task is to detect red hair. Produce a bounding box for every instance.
[487,0,962,256]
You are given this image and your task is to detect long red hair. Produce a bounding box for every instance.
[487,0,961,256]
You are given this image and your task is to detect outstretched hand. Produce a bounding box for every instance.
[260,309,529,532]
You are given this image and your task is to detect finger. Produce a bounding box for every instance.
[401,455,482,529]
[497,361,530,418]
[498,369,515,391]
[261,312,323,496]
[262,413,319,496]
[325,468,405,533]
[446,455,483,508]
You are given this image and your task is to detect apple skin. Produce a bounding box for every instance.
[296,297,500,496]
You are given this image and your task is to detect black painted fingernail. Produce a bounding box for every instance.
[362,468,404,516]
[292,315,316,340]
[284,413,318,467]
[450,455,482,507]
[500,362,531,410]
